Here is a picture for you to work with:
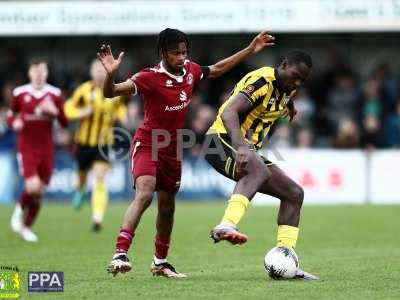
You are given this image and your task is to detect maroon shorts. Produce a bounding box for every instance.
[131,141,181,194]
[17,150,53,185]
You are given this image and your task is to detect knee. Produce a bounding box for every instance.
[288,185,304,207]
[134,176,156,207]
[95,173,106,183]
[25,179,43,199]
[93,163,109,182]
[26,187,40,198]
[135,190,153,208]
[94,169,107,183]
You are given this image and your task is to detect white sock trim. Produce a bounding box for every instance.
[93,214,103,223]
[218,222,236,228]
[153,256,167,265]
[15,203,22,211]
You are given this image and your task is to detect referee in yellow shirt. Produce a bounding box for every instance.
[64,59,128,232]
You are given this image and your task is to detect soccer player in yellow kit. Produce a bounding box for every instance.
[64,59,127,231]
[205,50,319,280]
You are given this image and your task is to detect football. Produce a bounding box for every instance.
[264,247,299,279]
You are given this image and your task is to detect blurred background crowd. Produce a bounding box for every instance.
[1,33,399,154]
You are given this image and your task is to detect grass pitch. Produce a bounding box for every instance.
[1,201,400,300]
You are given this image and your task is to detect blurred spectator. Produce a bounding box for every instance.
[126,100,143,134]
[186,92,205,123]
[217,79,237,106]
[0,83,17,149]
[54,125,73,150]
[292,88,315,128]
[361,78,381,119]
[374,62,399,117]
[0,105,15,150]
[384,100,400,148]
[0,35,400,152]
[296,127,314,149]
[189,104,215,155]
[333,118,360,149]
[361,115,384,150]
[269,123,293,149]
[326,74,359,131]
[1,82,14,107]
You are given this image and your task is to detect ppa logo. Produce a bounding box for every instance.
[28,272,64,292]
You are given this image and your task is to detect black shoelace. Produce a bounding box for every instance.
[156,262,177,273]
[116,254,129,262]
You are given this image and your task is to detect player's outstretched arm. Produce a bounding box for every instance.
[97,44,136,97]
[221,93,254,171]
[207,30,275,79]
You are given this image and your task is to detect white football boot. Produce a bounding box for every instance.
[20,227,38,242]
[150,261,187,278]
[107,253,132,277]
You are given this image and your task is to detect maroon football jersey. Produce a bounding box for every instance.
[6,83,68,154]
[129,60,205,145]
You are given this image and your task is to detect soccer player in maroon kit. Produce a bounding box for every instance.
[7,58,68,242]
[98,28,275,277]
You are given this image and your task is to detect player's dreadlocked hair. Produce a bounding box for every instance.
[157,28,189,57]
[285,50,313,68]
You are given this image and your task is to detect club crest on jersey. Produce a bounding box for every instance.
[179,91,187,102]
[268,98,275,105]
[187,73,193,85]
[24,94,32,103]
[245,85,255,94]
[165,80,173,87]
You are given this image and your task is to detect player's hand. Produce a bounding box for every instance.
[79,106,93,119]
[97,44,124,76]
[12,118,24,131]
[282,101,297,122]
[247,30,275,54]
[235,145,253,173]
[38,99,59,117]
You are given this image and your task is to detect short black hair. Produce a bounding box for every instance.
[285,50,312,68]
[28,57,48,67]
[157,28,189,56]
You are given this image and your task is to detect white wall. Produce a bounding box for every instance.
[251,149,400,206]
[370,151,400,204]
